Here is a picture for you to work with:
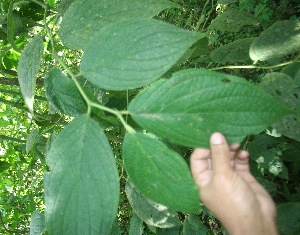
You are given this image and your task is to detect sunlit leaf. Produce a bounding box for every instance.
[45,115,119,234]
[125,181,180,228]
[277,202,300,235]
[250,20,300,61]
[129,69,290,147]
[30,211,45,235]
[59,0,178,49]
[123,133,200,214]
[183,215,207,235]
[45,67,87,116]
[211,38,255,64]
[207,9,259,33]
[17,34,43,113]
[81,19,204,90]
[156,226,180,235]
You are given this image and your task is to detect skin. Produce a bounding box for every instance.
[190,132,279,235]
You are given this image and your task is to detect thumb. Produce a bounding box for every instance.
[210,132,232,173]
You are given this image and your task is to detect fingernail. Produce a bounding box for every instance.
[211,132,224,145]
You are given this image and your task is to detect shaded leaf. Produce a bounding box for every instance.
[123,133,200,214]
[125,181,180,228]
[156,226,180,235]
[0,161,11,173]
[109,220,121,235]
[207,9,259,33]
[277,202,300,235]
[211,38,255,64]
[259,72,300,141]
[129,214,143,235]
[45,67,87,116]
[250,20,300,61]
[59,0,178,49]
[129,69,290,147]
[26,129,39,154]
[17,34,43,113]
[30,211,45,235]
[183,215,207,235]
[45,115,119,234]
[81,19,204,90]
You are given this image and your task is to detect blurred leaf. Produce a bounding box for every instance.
[45,115,119,234]
[0,161,11,172]
[208,9,259,33]
[26,129,40,154]
[0,118,9,127]
[17,34,43,113]
[109,220,121,235]
[45,67,87,116]
[125,181,180,228]
[281,62,300,79]
[183,215,207,235]
[30,210,45,235]
[123,133,200,214]
[250,20,300,61]
[211,38,255,64]
[129,69,290,147]
[59,0,179,49]
[81,19,204,90]
[260,72,300,141]
[129,214,143,235]
[277,202,300,235]
[156,226,180,235]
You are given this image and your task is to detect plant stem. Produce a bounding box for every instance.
[211,60,297,71]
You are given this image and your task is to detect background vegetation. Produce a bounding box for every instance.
[0,0,299,234]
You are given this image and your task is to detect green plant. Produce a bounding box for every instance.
[0,0,299,234]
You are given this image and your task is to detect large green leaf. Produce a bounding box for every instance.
[211,38,255,64]
[207,9,259,33]
[17,34,43,113]
[156,226,180,235]
[250,20,300,61]
[259,72,300,141]
[44,115,119,234]
[80,19,204,91]
[277,202,300,235]
[45,67,87,116]
[59,0,178,49]
[183,215,207,235]
[30,211,45,235]
[129,69,290,147]
[123,133,200,214]
[125,182,180,228]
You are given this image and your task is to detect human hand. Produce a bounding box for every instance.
[190,132,278,235]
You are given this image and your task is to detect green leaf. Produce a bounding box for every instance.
[26,129,39,154]
[277,202,300,235]
[81,19,204,91]
[211,38,255,64]
[17,34,43,113]
[109,220,121,235]
[129,214,144,235]
[183,215,207,235]
[45,67,87,116]
[123,133,200,213]
[30,210,45,235]
[129,69,290,147]
[45,115,119,234]
[0,161,11,173]
[259,72,300,141]
[59,0,178,49]
[156,226,180,235]
[207,9,259,33]
[250,20,300,61]
[125,181,180,228]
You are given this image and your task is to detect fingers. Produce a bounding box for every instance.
[210,132,232,172]
[190,148,212,187]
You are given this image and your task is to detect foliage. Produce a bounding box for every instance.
[0,0,299,234]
